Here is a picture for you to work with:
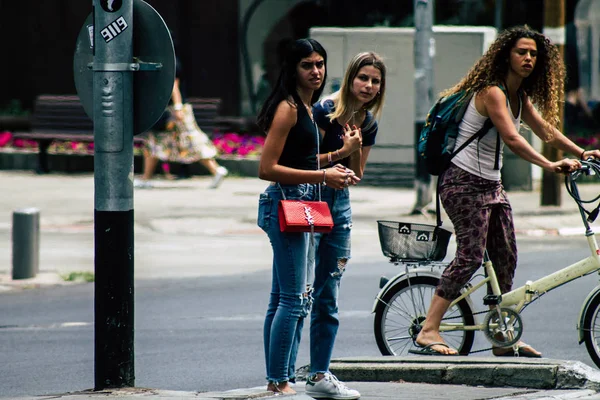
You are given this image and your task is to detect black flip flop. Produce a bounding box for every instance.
[408,342,458,356]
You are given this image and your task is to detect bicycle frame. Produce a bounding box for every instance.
[441,233,600,333]
[372,161,600,358]
[441,168,600,335]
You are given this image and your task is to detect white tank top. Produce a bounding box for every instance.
[451,94,521,181]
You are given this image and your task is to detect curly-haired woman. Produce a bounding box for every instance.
[412,25,600,357]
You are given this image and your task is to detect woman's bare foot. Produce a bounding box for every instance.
[415,331,458,355]
[267,382,296,395]
[492,341,542,357]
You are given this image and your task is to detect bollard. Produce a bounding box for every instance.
[12,208,40,280]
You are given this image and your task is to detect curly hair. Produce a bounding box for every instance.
[441,25,565,133]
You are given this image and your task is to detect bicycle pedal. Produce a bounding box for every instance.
[483,294,502,305]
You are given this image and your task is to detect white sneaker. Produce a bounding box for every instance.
[305,373,360,400]
[209,166,228,189]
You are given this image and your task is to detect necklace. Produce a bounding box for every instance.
[345,109,364,126]
[303,102,314,121]
[339,109,364,140]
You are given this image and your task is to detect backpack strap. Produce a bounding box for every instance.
[435,177,444,227]
[494,132,501,170]
[491,84,516,171]
[435,85,518,227]
[452,84,513,171]
[435,117,494,227]
[448,118,494,162]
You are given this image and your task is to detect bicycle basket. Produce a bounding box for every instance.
[377,220,452,262]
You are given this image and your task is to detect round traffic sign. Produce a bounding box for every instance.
[73,0,175,135]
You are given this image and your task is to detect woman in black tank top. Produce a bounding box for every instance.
[255,39,357,395]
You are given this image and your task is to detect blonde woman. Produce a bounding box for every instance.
[302,52,386,400]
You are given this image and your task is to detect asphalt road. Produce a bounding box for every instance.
[1,236,599,397]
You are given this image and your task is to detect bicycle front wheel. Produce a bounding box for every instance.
[582,291,600,368]
[373,275,475,356]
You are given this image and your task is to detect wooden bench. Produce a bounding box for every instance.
[11,95,95,173]
[187,98,256,134]
[12,95,228,173]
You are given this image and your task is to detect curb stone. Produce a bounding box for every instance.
[494,389,600,399]
[325,357,600,390]
[0,272,83,292]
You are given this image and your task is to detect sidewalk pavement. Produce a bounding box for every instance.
[6,358,600,400]
[0,172,596,287]
[2,171,600,399]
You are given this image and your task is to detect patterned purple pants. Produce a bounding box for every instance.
[436,164,518,300]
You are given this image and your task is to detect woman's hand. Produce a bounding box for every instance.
[582,149,600,160]
[172,109,185,121]
[549,158,582,174]
[341,124,362,156]
[324,164,361,189]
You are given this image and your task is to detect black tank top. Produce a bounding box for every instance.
[278,99,318,170]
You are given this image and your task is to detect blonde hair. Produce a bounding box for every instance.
[327,52,386,129]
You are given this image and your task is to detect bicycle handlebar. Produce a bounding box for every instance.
[566,158,600,223]
[574,158,600,177]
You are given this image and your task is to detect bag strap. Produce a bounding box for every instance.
[436,93,495,227]
[436,178,443,227]
[448,118,494,163]
[436,119,494,227]
[278,183,287,200]
[315,120,322,202]
[278,112,323,202]
[450,85,513,171]
[435,85,517,227]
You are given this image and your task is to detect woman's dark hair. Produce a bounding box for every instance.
[256,38,327,132]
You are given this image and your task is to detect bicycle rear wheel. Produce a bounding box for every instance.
[582,291,600,368]
[373,275,475,356]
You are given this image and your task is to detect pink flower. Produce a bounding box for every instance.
[206,132,264,156]
[237,147,250,156]
[0,132,12,147]
[224,133,242,143]
[221,144,235,154]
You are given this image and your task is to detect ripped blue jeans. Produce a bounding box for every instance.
[257,183,316,384]
[305,185,352,375]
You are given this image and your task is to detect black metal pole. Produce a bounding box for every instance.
[93,0,135,389]
[95,210,135,388]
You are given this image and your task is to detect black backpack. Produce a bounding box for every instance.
[417,89,502,176]
[419,86,513,226]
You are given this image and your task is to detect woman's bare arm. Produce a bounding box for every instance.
[258,101,323,184]
[479,87,555,171]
